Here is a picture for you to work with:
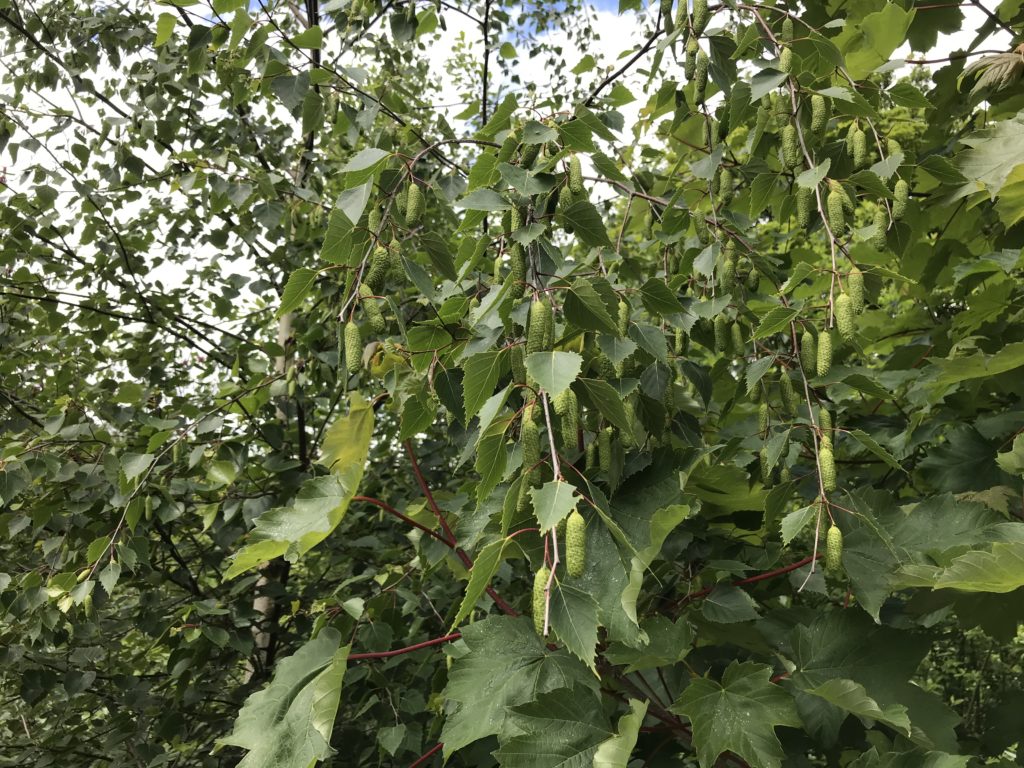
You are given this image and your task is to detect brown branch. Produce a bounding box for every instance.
[348,632,460,661]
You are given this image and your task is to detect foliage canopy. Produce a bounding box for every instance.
[2,0,1024,766]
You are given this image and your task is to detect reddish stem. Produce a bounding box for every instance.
[409,741,444,767]
[348,633,461,661]
[354,495,453,546]
[680,554,820,604]
[403,440,518,617]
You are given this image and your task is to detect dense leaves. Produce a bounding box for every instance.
[2,0,1024,766]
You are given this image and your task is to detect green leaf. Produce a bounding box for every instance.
[835,4,916,80]
[701,584,760,624]
[290,25,322,48]
[463,350,508,422]
[796,159,830,189]
[441,616,597,757]
[548,582,600,670]
[754,306,799,340]
[575,378,632,431]
[801,678,911,736]
[492,689,612,767]
[525,351,583,398]
[780,504,817,546]
[452,538,510,628]
[672,661,801,768]
[896,542,1024,594]
[562,201,612,247]
[563,279,618,335]
[847,429,905,474]
[225,398,373,579]
[530,480,579,532]
[457,188,511,211]
[219,629,349,768]
[278,267,318,317]
[592,698,647,768]
[639,278,685,316]
[154,13,177,46]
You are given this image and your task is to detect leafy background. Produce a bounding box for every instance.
[1,0,1024,766]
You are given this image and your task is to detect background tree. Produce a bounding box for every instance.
[2,0,1024,766]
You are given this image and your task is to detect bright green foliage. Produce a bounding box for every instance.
[3,2,1024,767]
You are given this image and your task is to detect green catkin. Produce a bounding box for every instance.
[522,412,540,472]
[367,205,382,234]
[617,300,630,337]
[510,206,523,232]
[568,155,584,195]
[710,168,721,197]
[758,401,769,436]
[887,138,903,157]
[820,445,837,491]
[870,207,888,251]
[694,49,709,102]
[365,246,390,292]
[718,168,734,205]
[847,268,865,313]
[800,329,817,377]
[660,0,674,32]
[782,124,800,169]
[586,439,597,470]
[817,329,833,377]
[565,510,586,578]
[558,186,575,233]
[685,37,699,79]
[797,186,814,229]
[826,189,845,233]
[731,321,744,356]
[674,328,687,355]
[694,213,709,242]
[692,0,709,34]
[810,94,828,133]
[750,381,763,404]
[826,525,843,572]
[780,466,792,482]
[781,16,794,42]
[532,565,550,635]
[845,123,858,156]
[599,427,613,474]
[835,293,856,342]
[511,345,527,385]
[747,268,760,292]
[395,185,408,216]
[406,183,424,226]
[509,243,526,291]
[852,129,867,169]
[593,352,616,380]
[554,389,579,451]
[359,284,386,334]
[526,300,552,355]
[893,179,909,220]
[344,322,362,375]
[714,315,729,352]
[520,142,540,167]
[721,257,736,290]
[760,446,772,485]
[780,373,798,415]
[819,407,832,434]
[779,46,793,74]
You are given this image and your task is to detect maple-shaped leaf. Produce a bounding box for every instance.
[671,661,800,768]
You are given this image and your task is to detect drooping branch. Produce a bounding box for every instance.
[348,632,461,661]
